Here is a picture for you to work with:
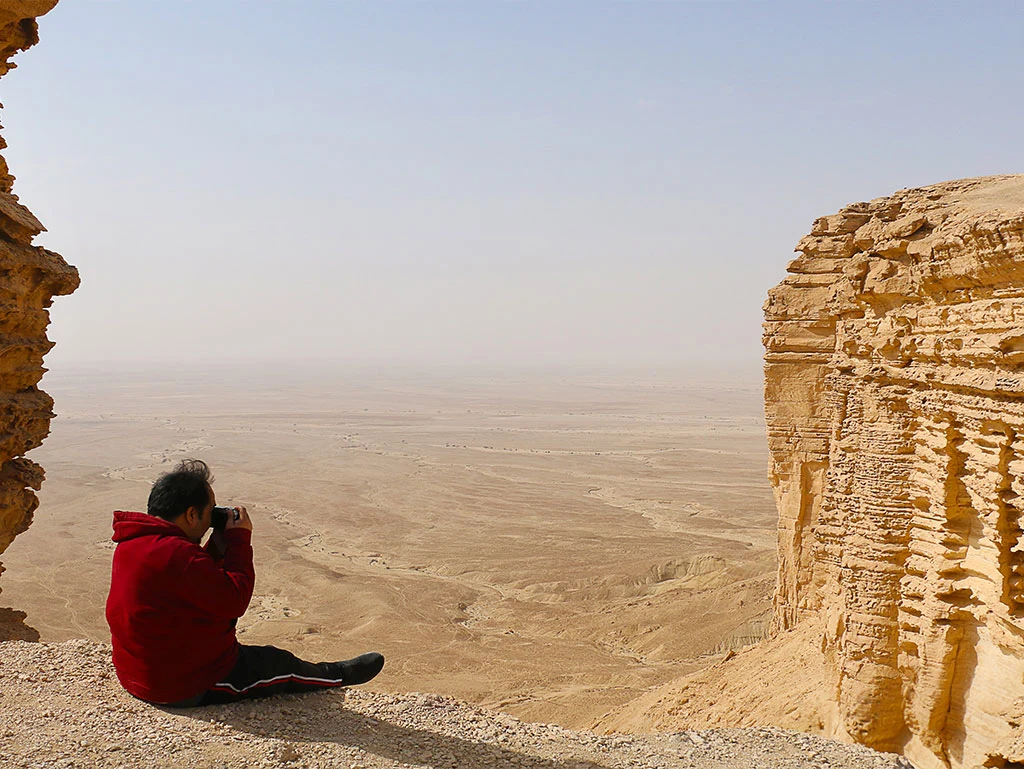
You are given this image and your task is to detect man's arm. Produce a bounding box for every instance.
[204,530,227,562]
[179,510,255,619]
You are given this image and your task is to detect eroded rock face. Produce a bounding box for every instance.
[0,0,78,593]
[764,175,1024,769]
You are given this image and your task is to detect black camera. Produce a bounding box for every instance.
[211,505,239,531]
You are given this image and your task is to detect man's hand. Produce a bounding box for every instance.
[225,505,253,533]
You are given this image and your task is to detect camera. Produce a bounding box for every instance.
[211,505,239,531]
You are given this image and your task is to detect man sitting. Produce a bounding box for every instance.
[105,458,384,706]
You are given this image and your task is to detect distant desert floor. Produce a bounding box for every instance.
[1,364,776,729]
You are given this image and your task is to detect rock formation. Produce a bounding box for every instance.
[763,175,1024,769]
[0,0,78,598]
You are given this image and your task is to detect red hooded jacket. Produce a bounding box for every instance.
[105,511,255,703]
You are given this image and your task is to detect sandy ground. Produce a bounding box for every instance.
[0,363,777,729]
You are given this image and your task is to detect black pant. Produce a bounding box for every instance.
[167,644,346,707]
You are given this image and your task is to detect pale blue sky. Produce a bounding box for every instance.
[4,1,1022,369]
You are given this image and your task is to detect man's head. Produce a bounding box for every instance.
[148,459,217,541]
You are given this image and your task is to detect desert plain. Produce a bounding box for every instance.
[0,363,776,728]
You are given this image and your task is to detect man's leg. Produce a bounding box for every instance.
[200,645,384,705]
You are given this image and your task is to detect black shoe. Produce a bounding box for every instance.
[333,652,384,685]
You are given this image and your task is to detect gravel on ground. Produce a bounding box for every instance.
[0,640,917,769]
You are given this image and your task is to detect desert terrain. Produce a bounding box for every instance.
[0,363,776,728]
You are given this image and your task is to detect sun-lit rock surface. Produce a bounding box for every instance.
[764,175,1024,769]
[597,175,1024,769]
[0,0,78,596]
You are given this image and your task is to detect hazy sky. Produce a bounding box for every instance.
[4,1,1022,369]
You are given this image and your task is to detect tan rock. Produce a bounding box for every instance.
[764,175,1024,769]
[600,176,1024,769]
[0,0,77,596]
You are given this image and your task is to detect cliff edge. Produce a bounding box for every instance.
[599,175,1024,769]
[0,639,914,769]
[0,0,78,601]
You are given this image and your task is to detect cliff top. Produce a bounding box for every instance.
[799,173,1024,260]
[822,174,1024,221]
[0,639,914,769]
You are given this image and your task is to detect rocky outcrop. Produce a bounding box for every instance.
[0,0,78,596]
[764,175,1024,769]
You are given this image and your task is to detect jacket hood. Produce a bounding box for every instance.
[111,510,186,543]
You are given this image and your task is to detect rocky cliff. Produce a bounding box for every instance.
[0,0,78,598]
[763,175,1024,769]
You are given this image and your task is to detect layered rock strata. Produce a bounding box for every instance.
[764,175,1024,769]
[0,0,78,596]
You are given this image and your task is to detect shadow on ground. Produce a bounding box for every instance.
[178,691,610,769]
[0,607,40,641]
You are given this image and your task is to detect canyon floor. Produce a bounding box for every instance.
[2,363,777,729]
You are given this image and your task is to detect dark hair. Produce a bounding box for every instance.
[147,458,214,521]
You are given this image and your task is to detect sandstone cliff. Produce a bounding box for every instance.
[764,175,1024,769]
[596,176,1024,769]
[0,0,78,598]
